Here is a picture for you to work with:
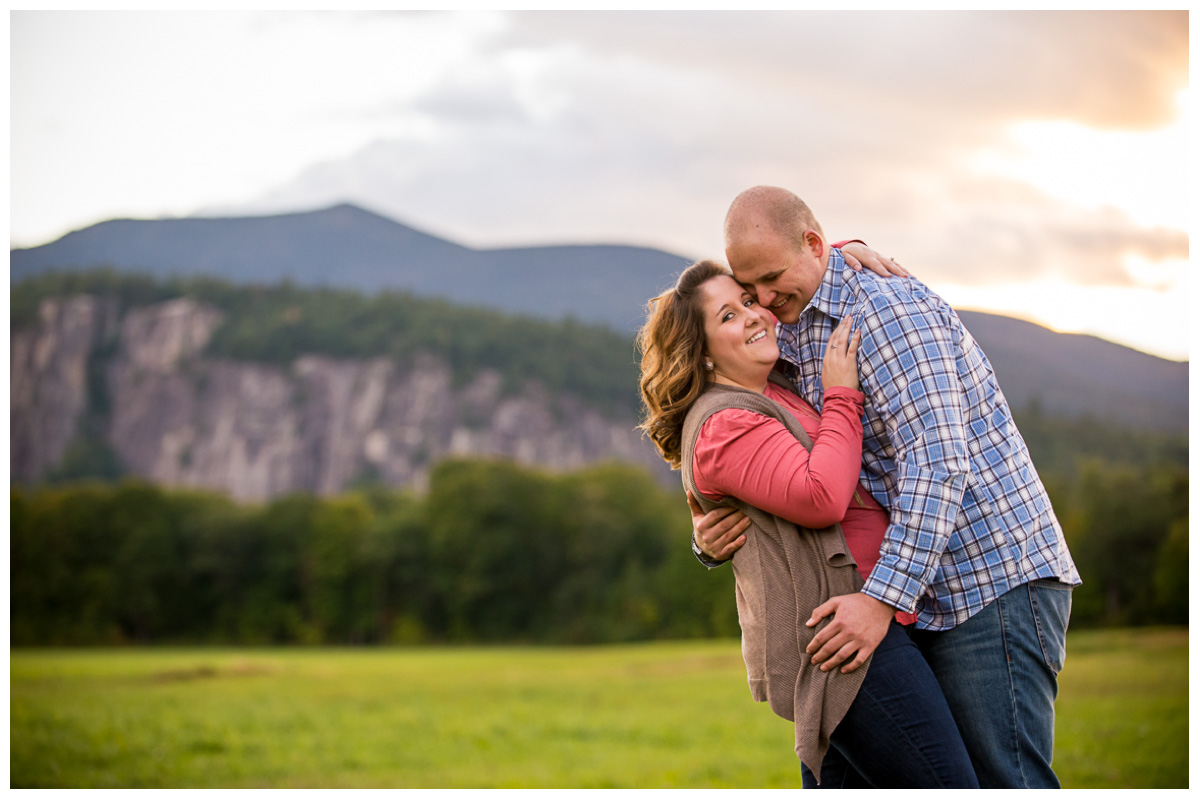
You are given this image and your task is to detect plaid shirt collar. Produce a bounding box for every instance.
[807,248,852,321]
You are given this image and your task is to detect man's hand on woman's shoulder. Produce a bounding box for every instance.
[839,242,910,278]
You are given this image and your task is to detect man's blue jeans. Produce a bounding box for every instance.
[910,578,1073,789]
[800,621,979,788]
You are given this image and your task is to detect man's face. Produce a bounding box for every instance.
[726,226,824,325]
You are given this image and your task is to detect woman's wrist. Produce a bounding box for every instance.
[824,384,865,403]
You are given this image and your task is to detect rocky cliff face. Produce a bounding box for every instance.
[11,295,118,481]
[11,296,667,500]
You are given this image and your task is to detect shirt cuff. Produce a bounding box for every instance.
[861,563,925,614]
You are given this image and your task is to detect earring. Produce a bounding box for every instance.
[705,359,714,370]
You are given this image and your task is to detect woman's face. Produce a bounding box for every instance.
[698,274,779,388]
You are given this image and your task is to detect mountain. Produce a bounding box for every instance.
[10,204,1188,435]
[953,311,1188,434]
[9,204,692,333]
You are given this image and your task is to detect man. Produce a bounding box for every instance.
[691,185,1080,788]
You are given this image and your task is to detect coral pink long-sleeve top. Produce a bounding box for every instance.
[691,383,916,626]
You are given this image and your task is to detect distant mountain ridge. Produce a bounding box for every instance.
[10,203,692,333]
[10,203,1188,434]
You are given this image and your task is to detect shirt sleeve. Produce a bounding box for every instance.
[854,281,972,613]
[693,387,866,530]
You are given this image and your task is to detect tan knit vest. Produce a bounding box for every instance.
[681,373,871,776]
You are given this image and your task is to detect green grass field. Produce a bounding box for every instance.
[9,627,1188,788]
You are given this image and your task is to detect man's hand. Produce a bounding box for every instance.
[804,593,896,674]
[841,242,910,278]
[687,490,749,561]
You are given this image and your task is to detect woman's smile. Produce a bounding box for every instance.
[699,274,780,390]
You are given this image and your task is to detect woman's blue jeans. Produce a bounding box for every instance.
[800,620,979,788]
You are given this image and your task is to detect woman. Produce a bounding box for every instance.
[637,259,977,788]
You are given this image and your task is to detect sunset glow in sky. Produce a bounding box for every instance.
[9,10,1190,361]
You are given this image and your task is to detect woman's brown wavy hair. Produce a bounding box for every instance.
[636,259,731,469]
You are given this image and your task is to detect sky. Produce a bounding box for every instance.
[9,9,1192,361]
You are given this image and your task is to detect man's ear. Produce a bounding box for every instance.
[804,229,825,260]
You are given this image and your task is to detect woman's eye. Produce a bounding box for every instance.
[722,312,734,322]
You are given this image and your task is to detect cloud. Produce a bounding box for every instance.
[10,10,505,246]
[501,11,1187,129]
[240,11,1186,287]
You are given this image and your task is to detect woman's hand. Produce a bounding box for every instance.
[822,317,861,392]
[841,242,910,278]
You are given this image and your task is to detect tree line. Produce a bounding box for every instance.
[10,461,738,646]
[10,452,1186,648]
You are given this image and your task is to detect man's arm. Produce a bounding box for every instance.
[806,281,971,671]
[856,287,970,610]
[687,490,749,566]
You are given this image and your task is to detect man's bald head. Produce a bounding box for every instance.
[724,185,825,253]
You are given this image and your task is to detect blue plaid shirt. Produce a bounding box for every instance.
[774,249,1079,630]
